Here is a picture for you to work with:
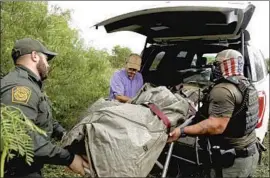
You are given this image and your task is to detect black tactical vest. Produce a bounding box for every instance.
[206,76,259,137]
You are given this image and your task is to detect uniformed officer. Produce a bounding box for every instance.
[1,38,89,177]
[168,49,259,177]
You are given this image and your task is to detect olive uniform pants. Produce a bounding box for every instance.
[210,147,259,178]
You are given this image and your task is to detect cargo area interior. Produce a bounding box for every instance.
[141,39,251,89]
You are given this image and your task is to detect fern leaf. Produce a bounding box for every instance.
[1,104,47,171]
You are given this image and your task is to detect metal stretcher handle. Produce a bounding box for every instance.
[161,116,195,178]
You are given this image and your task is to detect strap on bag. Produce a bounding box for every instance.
[143,103,171,129]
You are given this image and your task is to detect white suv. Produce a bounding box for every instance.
[95,2,269,143]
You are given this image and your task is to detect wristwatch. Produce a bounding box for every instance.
[180,127,187,138]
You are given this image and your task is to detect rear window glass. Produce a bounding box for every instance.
[149,51,165,70]
[248,46,265,81]
[202,53,216,64]
[191,54,198,66]
[257,50,268,76]
[177,51,188,58]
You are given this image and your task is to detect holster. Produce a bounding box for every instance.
[212,142,259,169]
[211,146,236,169]
[256,140,267,152]
[209,146,236,178]
[220,148,236,168]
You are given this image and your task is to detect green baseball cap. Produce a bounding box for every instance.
[11,38,57,61]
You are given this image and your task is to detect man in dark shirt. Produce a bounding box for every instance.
[1,38,89,177]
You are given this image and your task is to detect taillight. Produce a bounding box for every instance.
[256,91,266,128]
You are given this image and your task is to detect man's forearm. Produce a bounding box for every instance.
[115,95,131,103]
[184,117,229,136]
[30,131,74,166]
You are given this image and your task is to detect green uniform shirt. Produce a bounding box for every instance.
[1,65,74,174]
[208,81,256,149]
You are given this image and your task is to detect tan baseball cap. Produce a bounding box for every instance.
[126,54,142,71]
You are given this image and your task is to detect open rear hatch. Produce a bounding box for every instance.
[94,2,255,43]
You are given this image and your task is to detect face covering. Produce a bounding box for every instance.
[212,56,244,81]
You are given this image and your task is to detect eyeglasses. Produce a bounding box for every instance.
[128,68,138,72]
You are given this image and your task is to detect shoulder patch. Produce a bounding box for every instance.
[12,86,31,104]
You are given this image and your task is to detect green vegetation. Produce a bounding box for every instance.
[1,1,133,176]
[254,132,270,177]
[109,45,132,68]
[0,104,47,177]
[1,1,130,129]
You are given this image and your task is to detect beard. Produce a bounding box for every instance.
[127,71,136,80]
[37,59,49,81]
[127,73,134,79]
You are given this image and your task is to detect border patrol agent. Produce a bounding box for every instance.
[1,38,89,177]
[168,49,260,177]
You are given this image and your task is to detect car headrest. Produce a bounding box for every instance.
[197,57,207,67]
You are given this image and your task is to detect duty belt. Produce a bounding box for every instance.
[234,143,257,158]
